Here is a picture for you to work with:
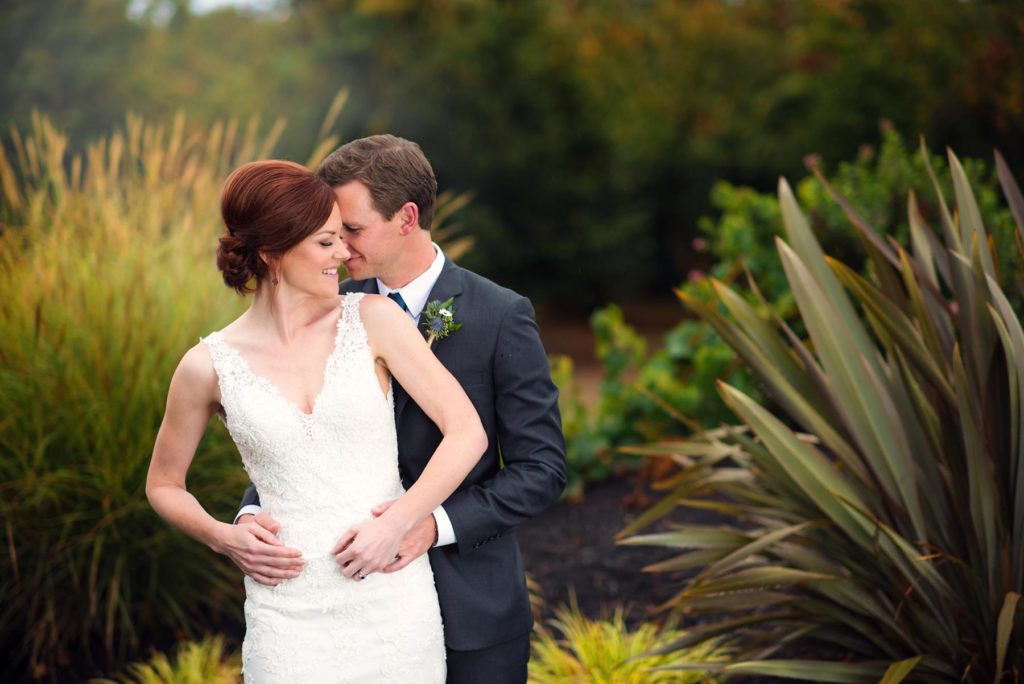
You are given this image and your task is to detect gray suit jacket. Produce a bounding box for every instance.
[240,257,567,650]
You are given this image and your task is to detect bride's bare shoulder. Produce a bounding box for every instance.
[171,341,219,397]
[356,293,406,326]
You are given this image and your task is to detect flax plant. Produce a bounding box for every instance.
[620,147,1024,681]
[0,102,471,678]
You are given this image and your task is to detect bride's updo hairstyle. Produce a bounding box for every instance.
[217,160,336,294]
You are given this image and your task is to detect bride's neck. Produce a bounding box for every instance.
[244,286,337,344]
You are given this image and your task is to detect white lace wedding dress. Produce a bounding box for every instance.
[202,293,446,683]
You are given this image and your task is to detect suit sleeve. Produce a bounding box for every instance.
[442,296,568,554]
[238,481,261,516]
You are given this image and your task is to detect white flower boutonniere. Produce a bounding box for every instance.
[422,296,463,348]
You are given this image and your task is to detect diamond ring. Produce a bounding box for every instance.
[356,570,367,581]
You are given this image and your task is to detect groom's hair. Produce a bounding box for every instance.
[316,135,438,231]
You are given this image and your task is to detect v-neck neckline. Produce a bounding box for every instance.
[213,313,344,418]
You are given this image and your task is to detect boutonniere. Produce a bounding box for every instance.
[422,297,463,348]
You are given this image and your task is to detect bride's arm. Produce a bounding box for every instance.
[331,295,486,577]
[146,345,304,585]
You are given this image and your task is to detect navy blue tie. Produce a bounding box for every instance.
[387,291,409,313]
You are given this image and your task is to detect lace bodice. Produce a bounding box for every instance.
[202,293,404,559]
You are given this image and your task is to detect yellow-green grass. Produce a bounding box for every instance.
[529,603,725,683]
[91,635,242,684]
[0,111,270,677]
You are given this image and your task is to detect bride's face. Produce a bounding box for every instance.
[276,203,349,297]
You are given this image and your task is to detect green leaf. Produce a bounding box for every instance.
[948,149,996,279]
[684,566,834,595]
[878,656,923,684]
[620,526,749,550]
[664,659,885,683]
[720,383,871,544]
[995,591,1021,681]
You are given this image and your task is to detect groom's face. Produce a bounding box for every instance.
[334,180,404,282]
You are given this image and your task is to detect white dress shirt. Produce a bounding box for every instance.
[237,244,457,547]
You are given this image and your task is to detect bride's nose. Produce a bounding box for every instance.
[334,241,351,259]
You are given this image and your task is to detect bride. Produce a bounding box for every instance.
[146,160,486,682]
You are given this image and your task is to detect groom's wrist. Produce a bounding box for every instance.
[234,504,262,524]
[431,505,456,546]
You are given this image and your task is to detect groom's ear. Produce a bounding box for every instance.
[396,201,420,236]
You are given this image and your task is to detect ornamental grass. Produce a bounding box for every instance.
[0,100,469,678]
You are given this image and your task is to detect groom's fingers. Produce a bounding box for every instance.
[247,522,283,547]
[253,512,282,535]
[381,555,413,573]
[331,529,357,556]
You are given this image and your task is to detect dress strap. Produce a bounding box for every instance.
[200,331,248,399]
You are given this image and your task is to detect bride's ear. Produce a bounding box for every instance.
[259,251,281,285]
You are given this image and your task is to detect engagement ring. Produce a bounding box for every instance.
[356,570,367,581]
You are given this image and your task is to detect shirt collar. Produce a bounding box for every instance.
[376,243,446,319]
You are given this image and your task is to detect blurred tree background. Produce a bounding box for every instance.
[3,0,1022,308]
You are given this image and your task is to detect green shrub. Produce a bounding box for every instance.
[528,603,726,684]
[92,635,241,684]
[621,147,1024,680]
[557,130,1019,496]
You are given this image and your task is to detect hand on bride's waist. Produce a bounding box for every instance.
[330,515,408,581]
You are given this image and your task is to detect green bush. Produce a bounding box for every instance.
[557,130,1019,497]
[528,603,726,684]
[621,148,1024,680]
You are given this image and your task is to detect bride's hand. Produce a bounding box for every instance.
[215,515,305,586]
[331,517,406,580]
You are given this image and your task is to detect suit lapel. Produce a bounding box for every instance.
[393,258,464,424]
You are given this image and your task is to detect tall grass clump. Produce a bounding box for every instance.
[620,147,1024,681]
[0,111,275,678]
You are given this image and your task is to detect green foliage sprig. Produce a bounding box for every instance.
[421,296,462,348]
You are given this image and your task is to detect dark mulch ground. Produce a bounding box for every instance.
[518,474,709,629]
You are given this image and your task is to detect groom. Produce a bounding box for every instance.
[232,134,567,683]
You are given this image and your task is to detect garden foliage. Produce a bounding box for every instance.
[556,130,1019,497]
[528,602,725,684]
[94,635,241,684]
[621,146,1024,681]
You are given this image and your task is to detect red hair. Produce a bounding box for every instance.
[216,160,335,294]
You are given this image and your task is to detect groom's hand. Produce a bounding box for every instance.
[219,513,304,586]
[371,500,437,573]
